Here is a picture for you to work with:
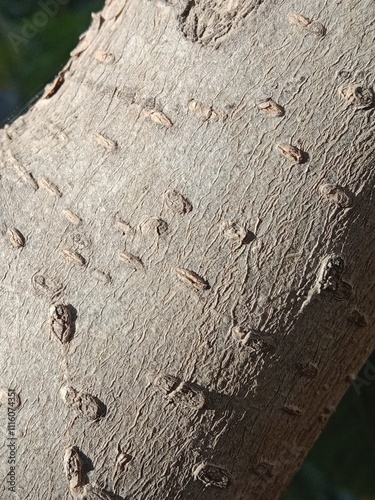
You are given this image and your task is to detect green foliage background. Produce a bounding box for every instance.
[0,0,105,122]
[0,1,374,498]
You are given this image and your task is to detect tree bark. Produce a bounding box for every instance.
[0,0,374,498]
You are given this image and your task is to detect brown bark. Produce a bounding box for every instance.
[0,0,374,498]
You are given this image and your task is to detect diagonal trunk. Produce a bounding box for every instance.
[1,0,374,498]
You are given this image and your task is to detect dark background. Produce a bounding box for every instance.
[0,0,105,124]
[0,1,374,498]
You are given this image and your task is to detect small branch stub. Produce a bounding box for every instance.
[193,462,231,489]
[62,249,86,267]
[32,273,63,297]
[175,268,210,291]
[231,326,275,353]
[7,150,39,191]
[297,361,319,378]
[287,12,311,27]
[171,381,206,410]
[231,326,248,343]
[252,461,274,478]
[305,21,326,37]
[50,303,75,344]
[119,251,143,270]
[317,254,352,300]
[144,109,173,128]
[348,309,368,327]
[40,178,62,197]
[221,222,255,245]
[319,184,352,209]
[147,372,180,394]
[95,132,118,151]
[188,99,218,121]
[0,388,21,409]
[70,232,91,250]
[282,404,303,416]
[94,51,115,64]
[140,217,168,237]
[92,268,112,284]
[164,189,192,215]
[45,70,67,99]
[318,254,345,293]
[287,12,326,37]
[115,218,133,235]
[148,372,206,410]
[339,84,374,109]
[257,98,284,117]
[301,254,353,311]
[8,227,25,248]
[64,446,87,492]
[83,484,118,499]
[276,143,305,164]
[61,386,106,421]
[62,209,82,225]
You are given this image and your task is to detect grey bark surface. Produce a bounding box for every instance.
[0,0,374,498]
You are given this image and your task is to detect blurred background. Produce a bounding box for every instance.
[0,1,374,498]
[0,0,105,125]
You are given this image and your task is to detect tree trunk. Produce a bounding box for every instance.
[1,0,374,498]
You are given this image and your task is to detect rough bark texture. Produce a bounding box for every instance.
[0,0,374,498]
